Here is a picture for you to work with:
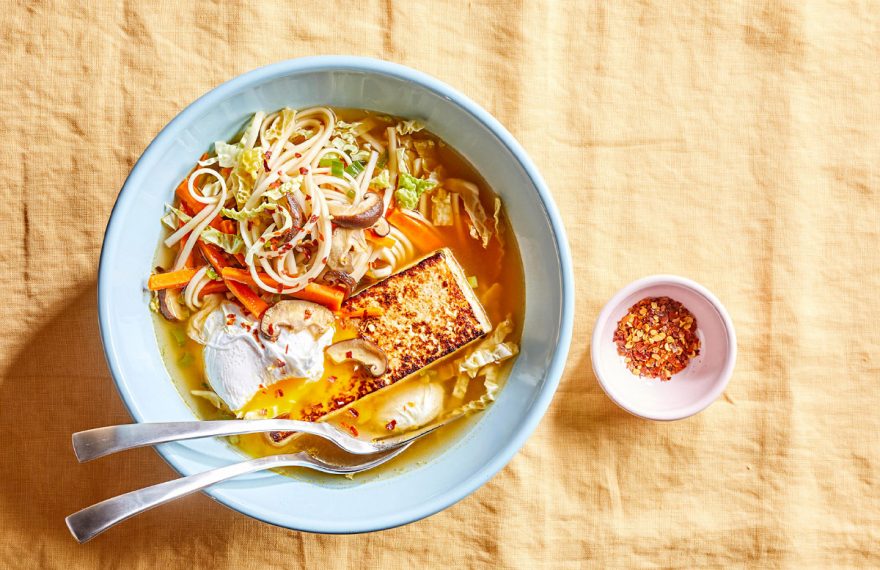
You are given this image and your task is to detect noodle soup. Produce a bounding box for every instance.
[149,108,524,469]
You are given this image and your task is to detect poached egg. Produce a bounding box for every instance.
[199,302,334,412]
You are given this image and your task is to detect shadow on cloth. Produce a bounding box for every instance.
[0,283,246,556]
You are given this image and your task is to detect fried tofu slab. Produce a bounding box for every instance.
[289,248,492,423]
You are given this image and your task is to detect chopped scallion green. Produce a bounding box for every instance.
[345,160,365,177]
[467,276,478,289]
[330,160,344,177]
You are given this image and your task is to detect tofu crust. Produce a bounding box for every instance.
[346,247,492,387]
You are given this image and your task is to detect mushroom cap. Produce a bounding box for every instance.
[329,192,383,229]
[259,300,335,341]
[371,217,391,237]
[320,270,357,299]
[157,287,186,322]
[325,338,388,377]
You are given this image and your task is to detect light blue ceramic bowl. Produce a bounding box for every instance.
[98,56,574,533]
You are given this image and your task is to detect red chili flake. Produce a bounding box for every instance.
[294,152,302,158]
[263,150,271,172]
[348,408,360,418]
[345,350,353,359]
[304,309,312,320]
[305,194,311,200]
[274,359,286,368]
[267,323,274,336]
[275,388,284,398]
[285,344,289,354]
[321,256,328,264]
[348,425,359,437]
[258,384,265,389]
[299,167,308,175]
[613,296,700,380]
[309,215,318,224]
[385,419,397,431]
[276,283,283,293]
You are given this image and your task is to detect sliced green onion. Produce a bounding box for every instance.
[376,151,388,169]
[467,276,478,289]
[345,160,365,177]
[318,157,334,167]
[330,160,344,177]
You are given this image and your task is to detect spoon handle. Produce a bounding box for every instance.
[65,454,308,543]
[66,443,411,543]
[72,420,378,461]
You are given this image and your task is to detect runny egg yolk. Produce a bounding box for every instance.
[237,322,360,420]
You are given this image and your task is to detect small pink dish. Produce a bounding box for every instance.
[591,275,736,421]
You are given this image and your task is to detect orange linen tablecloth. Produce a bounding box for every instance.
[1,1,878,567]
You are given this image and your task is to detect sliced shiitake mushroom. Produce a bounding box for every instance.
[371,217,391,237]
[157,287,186,322]
[325,338,388,377]
[273,194,306,245]
[266,413,296,446]
[329,192,383,229]
[320,270,357,299]
[286,194,305,230]
[260,300,334,341]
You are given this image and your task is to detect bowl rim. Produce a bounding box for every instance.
[590,274,736,421]
[97,56,575,533]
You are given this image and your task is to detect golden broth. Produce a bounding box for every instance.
[152,109,525,478]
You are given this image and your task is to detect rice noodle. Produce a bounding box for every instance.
[173,108,487,296]
[183,266,210,310]
[170,169,228,270]
[359,130,385,154]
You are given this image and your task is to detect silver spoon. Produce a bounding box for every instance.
[72,415,464,461]
[65,438,412,543]
[72,419,381,461]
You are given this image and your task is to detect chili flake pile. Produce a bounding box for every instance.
[613,296,700,380]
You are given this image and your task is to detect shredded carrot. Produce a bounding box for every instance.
[199,242,230,272]
[291,283,345,312]
[336,306,385,318]
[147,268,198,291]
[175,179,205,215]
[219,219,237,234]
[221,267,280,288]
[198,280,228,297]
[387,209,443,252]
[221,267,345,311]
[226,280,268,318]
[365,230,395,249]
[220,167,232,178]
